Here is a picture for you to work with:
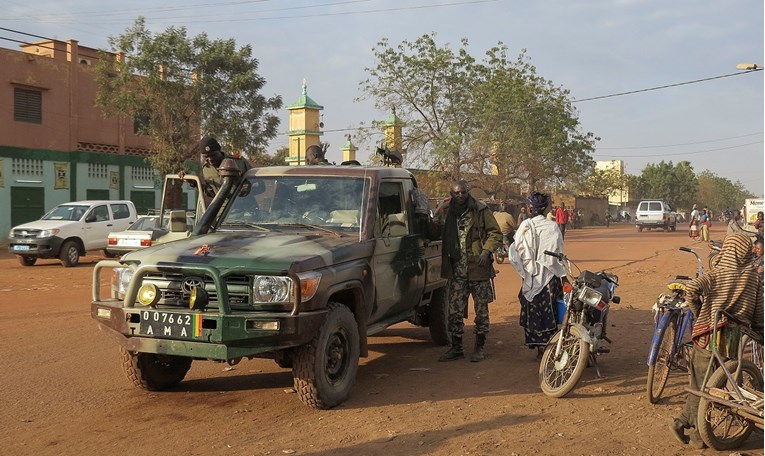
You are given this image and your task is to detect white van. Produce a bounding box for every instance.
[8,200,137,267]
[635,200,677,232]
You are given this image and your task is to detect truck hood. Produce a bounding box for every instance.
[12,220,79,231]
[120,230,375,273]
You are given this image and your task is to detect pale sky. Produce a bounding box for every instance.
[3,0,763,195]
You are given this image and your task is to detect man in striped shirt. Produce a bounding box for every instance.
[671,233,764,448]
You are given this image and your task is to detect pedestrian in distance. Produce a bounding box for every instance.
[491,202,517,245]
[555,202,569,239]
[671,233,764,449]
[517,206,529,226]
[509,192,568,359]
[431,180,503,363]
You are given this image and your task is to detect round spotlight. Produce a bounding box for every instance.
[189,286,209,310]
[137,283,160,306]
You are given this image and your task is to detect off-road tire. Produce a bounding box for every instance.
[539,326,589,398]
[697,360,762,450]
[59,241,80,267]
[18,255,37,266]
[427,287,450,346]
[120,347,192,391]
[647,318,677,403]
[293,302,360,409]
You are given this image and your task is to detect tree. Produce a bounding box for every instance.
[358,33,479,182]
[695,170,754,212]
[94,17,282,175]
[636,160,698,209]
[358,35,597,193]
[470,46,597,194]
[578,167,629,199]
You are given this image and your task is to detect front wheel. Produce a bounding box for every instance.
[646,317,677,403]
[494,253,505,264]
[539,325,589,398]
[293,302,360,409]
[59,240,80,267]
[120,347,192,390]
[697,360,763,450]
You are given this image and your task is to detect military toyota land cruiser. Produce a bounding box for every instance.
[91,160,448,409]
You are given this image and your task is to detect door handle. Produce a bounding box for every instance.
[107,224,113,226]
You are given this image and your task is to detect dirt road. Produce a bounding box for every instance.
[1,224,762,456]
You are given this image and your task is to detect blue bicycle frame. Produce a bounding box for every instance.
[647,304,694,365]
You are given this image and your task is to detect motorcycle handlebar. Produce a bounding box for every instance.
[679,247,693,253]
[543,250,563,260]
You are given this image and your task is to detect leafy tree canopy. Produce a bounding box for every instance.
[95,17,282,175]
[358,33,597,194]
[634,160,698,209]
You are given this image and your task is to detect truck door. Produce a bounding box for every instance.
[372,180,426,319]
[83,204,113,250]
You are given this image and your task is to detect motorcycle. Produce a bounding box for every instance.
[538,250,620,398]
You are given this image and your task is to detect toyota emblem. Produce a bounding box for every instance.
[182,277,205,294]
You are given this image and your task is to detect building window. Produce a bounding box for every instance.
[133,111,150,135]
[88,163,109,180]
[14,88,42,124]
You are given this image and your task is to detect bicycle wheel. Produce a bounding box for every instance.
[697,360,763,450]
[647,317,677,403]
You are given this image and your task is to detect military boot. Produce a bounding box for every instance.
[471,333,486,362]
[438,336,464,362]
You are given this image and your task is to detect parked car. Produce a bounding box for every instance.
[105,174,205,256]
[106,211,195,256]
[635,200,677,232]
[8,200,137,267]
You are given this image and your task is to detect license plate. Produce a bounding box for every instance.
[139,310,203,339]
[118,239,141,247]
[13,245,30,251]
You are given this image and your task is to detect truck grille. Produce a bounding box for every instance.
[140,272,251,309]
[11,228,43,238]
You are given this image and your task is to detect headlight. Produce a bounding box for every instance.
[252,276,292,304]
[111,267,134,299]
[37,229,60,238]
[577,286,603,307]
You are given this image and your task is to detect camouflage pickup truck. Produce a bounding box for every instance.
[91,161,448,409]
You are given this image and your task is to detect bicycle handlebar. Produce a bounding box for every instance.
[543,250,563,260]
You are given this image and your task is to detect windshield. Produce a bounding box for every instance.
[220,175,368,231]
[42,205,89,221]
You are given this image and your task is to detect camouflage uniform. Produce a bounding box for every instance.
[447,210,493,338]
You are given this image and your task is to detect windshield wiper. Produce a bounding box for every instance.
[282,223,345,237]
[218,221,270,232]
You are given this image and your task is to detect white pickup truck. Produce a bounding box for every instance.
[8,200,137,267]
[635,200,677,232]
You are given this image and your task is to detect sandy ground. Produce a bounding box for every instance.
[1,224,762,456]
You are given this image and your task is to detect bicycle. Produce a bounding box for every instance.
[645,246,703,404]
[689,310,763,450]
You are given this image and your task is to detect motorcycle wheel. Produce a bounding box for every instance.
[494,253,505,264]
[646,318,676,404]
[539,325,589,398]
[697,360,762,450]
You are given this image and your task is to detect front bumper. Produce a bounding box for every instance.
[8,236,63,258]
[90,260,327,360]
[91,300,327,360]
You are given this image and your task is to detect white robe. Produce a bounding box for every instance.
[509,215,566,301]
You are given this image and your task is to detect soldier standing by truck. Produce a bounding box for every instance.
[432,180,502,363]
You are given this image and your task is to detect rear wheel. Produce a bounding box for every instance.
[59,241,80,267]
[120,347,192,390]
[427,287,450,346]
[637,226,643,232]
[697,360,763,450]
[646,318,677,403]
[18,255,37,266]
[539,325,589,398]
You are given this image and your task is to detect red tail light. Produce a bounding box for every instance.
[563,283,573,293]
[108,238,117,245]
[140,239,152,247]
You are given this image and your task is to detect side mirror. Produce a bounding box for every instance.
[85,213,96,223]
